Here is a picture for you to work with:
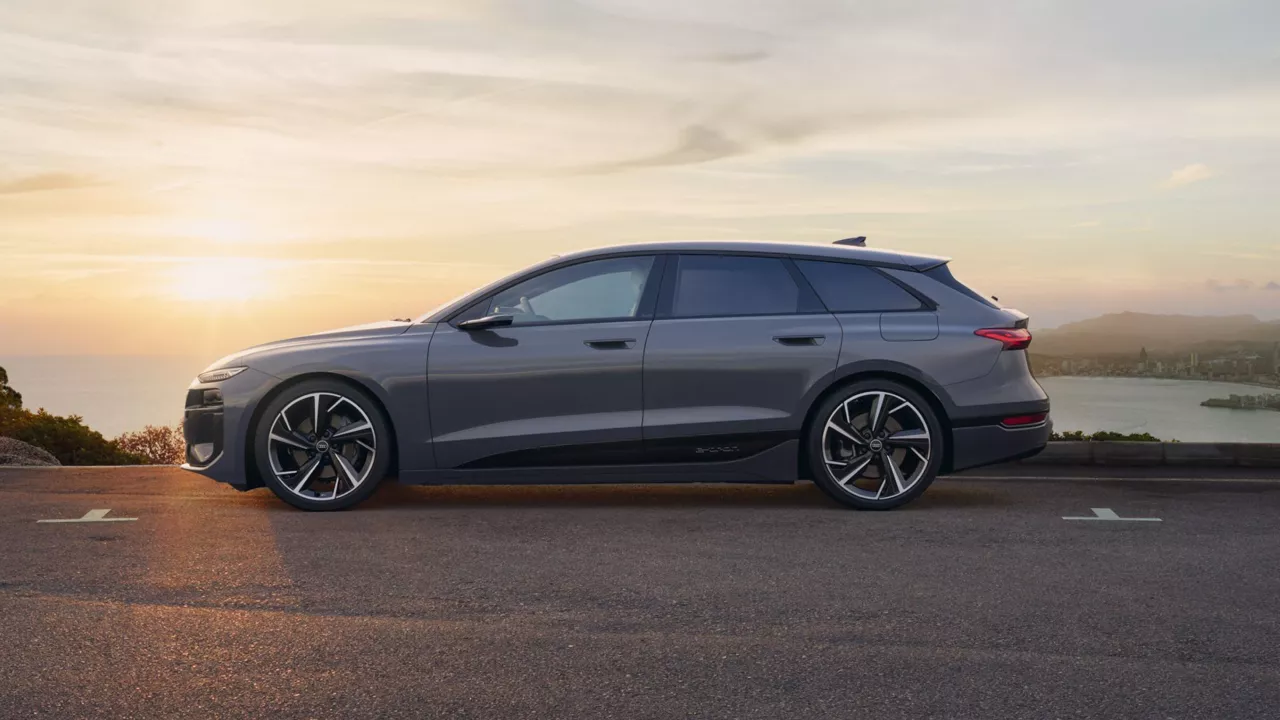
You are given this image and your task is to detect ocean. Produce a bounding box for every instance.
[1037,376,1280,443]
[3,356,1279,443]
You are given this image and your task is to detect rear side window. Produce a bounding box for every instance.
[668,255,821,318]
[924,264,1000,308]
[794,260,924,312]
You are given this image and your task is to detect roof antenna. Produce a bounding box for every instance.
[833,236,866,247]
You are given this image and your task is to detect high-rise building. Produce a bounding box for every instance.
[1272,342,1280,374]
[1138,347,1149,372]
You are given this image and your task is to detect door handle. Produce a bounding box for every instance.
[585,338,636,350]
[773,335,825,346]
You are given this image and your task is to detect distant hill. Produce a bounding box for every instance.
[1033,312,1280,357]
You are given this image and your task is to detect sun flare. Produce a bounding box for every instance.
[170,257,272,302]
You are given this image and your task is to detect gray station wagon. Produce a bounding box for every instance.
[183,239,1050,511]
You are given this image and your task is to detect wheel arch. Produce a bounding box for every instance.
[243,371,400,489]
[797,366,955,480]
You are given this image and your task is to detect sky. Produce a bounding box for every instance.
[2,0,1279,359]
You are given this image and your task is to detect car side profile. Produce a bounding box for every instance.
[183,240,1050,511]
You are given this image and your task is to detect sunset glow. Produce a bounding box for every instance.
[2,0,1278,360]
[169,258,272,302]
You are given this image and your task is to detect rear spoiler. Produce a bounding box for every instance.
[907,255,950,272]
[832,236,948,271]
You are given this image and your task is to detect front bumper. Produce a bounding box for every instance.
[948,417,1052,473]
[180,367,279,489]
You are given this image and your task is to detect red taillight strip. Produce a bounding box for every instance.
[975,327,1032,351]
[1001,413,1048,427]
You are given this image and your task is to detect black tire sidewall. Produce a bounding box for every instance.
[254,379,392,511]
[806,379,944,510]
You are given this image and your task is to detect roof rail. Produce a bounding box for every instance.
[833,236,866,247]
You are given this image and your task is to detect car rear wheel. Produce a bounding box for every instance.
[806,379,944,510]
[254,379,391,511]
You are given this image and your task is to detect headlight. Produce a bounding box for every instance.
[197,366,248,383]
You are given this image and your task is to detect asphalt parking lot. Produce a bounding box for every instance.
[2,467,1279,719]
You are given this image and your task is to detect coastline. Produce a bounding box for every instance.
[1040,374,1280,391]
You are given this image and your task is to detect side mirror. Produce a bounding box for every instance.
[457,313,514,331]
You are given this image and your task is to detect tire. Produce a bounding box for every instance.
[805,379,945,510]
[253,378,392,511]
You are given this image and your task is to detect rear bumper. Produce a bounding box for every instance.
[947,417,1052,473]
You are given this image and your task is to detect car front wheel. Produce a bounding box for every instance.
[806,379,944,510]
[254,379,391,511]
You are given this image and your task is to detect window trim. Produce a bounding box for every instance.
[656,253,829,321]
[446,253,664,329]
[793,258,938,314]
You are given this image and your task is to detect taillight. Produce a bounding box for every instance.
[975,327,1032,351]
[1001,413,1047,427]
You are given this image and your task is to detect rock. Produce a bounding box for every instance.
[0,437,61,466]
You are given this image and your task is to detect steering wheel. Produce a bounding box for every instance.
[493,296,550,323]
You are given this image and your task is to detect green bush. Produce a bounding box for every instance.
[0,405,147,465]
[1050,430,1164,442]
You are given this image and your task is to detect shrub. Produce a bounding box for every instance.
[1050,430,1163,442]
[116,423,186,465]
[0,405,147,465]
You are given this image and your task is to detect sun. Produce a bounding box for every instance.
[170,257,272,302]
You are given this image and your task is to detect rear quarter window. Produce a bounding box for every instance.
[794,260,924,313]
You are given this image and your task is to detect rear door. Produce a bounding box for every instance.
[427,254,661,469]
[641,254,842,461]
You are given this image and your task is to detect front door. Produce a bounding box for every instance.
[427,254,660,469]
[642,254,841,461]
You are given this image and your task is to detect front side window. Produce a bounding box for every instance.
[668,255,820,318]
[487,256,655,325]
[794,260,924,312]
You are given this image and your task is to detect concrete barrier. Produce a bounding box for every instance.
[1020,442,1280,468]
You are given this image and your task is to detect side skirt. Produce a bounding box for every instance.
[397,440,800,486]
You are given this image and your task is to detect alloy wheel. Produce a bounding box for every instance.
[821,390,932,501]
[266,392,377,502]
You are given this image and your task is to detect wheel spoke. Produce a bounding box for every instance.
[885,428,930,450]
[313,393,335,435]
[825,420,861,443]
[836,454,874,486]
[291,454,322,493]
[331,420,372,440]
[868,393,889,434]
[270,428,309,451]
[330,451,361,497]
[882,451,908,495]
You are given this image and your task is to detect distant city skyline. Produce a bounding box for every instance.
[2,0,1279,358]
[1033,340,1280,391]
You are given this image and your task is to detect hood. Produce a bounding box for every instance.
[202,320,413,373]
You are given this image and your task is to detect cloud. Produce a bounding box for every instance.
[1206,278,1256,293]
[1161,163,1216,189]
[0,173,99,195]
[574,125,746,173]
[688,50,772,65]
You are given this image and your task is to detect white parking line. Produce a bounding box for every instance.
[1063,507,1161,522]
[37,509,137,524]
